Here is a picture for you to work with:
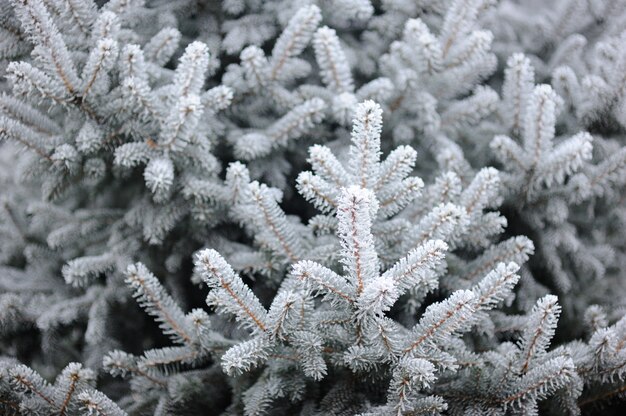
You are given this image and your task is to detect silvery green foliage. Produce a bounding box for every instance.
[492,62,596,293]
[161,182,528,414]
[380,1,499,143]
[0,0,625,415]
[1,361,125,415]
[485,40,626,318]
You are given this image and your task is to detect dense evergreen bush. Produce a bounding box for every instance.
[0,0,625,414]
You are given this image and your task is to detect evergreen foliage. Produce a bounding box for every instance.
[0,0,625,415]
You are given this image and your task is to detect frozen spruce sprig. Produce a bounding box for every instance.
[296,100,429,263]
[5,361,126,415]
[103,263,230,390]
[195,247,328,384]
[311,25,393,126]
[491,54,622,294]
[492,81,594,202]
[227,5,326,169]
[379,0,499,141]
[298,100,509,269]
[293,186,530,414]
[297,100,424,218]
[571,309,626,410]
[220,101,506,284]
[191,183,531,413]
[4,0,232,249]
[228,4,392,176]
[439,295,581,414]
[221,161,317,277]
